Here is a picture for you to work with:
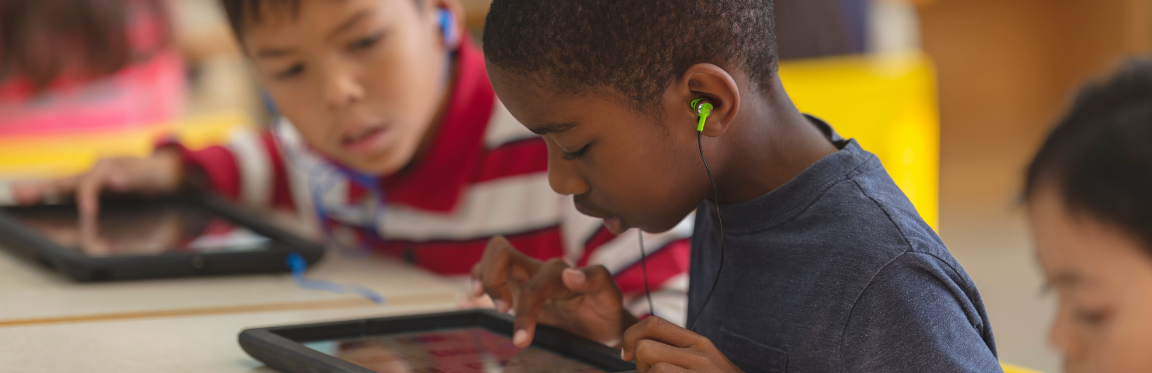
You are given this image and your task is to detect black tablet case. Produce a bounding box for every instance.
[0,194,324,282]
[239,309,638,373]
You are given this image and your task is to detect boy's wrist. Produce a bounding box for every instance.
[610,309,642,349]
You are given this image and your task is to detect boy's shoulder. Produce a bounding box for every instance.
[829,148,953,266]
[771,137,944,260]
[696,138,997,371]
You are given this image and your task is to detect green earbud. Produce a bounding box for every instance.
[690,98,713,132]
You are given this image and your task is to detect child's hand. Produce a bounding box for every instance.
[471,236,638,348]
[12,149,185,217]
[622,317,745,373]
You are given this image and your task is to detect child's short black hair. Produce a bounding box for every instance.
[482,0,777,113]
[219,0,422,39]
[1025,59,1152,253]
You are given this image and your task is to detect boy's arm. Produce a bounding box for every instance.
[841,252,1002,373]
[167,128,294,210]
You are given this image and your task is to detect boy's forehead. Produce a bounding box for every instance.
[240,0,403,47]
[488,66,635,134]
[488,69,575,127]
[238,0,305,34]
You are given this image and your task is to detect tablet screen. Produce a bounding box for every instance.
[302,327,606,373]
[2,199,271,257]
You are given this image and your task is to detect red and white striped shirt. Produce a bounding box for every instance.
[175,40,692,324]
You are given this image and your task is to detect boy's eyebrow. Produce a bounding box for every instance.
[1049,271,1081,288]
[254,9,373,59]
[529,121,580,135]
[328,9,373,39]
[255,47,295,59]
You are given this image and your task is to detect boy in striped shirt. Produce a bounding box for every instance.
[12,0,691,324]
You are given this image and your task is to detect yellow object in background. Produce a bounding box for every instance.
[1002,362,1045,373]
[0,112,252,180]
[779,52,940,230]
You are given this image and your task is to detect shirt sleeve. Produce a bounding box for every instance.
[161,128,294,210]
[558,199,694,326]
[841,252,1001,373]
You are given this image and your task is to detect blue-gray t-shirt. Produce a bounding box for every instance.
[687,118,999,372]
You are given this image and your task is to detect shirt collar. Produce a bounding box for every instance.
[379,37,495,212]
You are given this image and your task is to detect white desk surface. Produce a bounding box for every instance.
[0,303,461,373]
[0,245,464,326]
[0,241,473,372]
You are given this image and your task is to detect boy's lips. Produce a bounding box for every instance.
[575,200,628,235]
[341,125,390,156]
[602,217,626,235]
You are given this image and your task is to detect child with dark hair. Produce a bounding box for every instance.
[470,0,1001,371]
[13,0,693,323]
[1025,60,1152,373]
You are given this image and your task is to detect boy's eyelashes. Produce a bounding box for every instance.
[1073,307,1112,327]
[269,31,388,80]
[562,144,591,161]
[275,63,305,80]
[348,31,386,52]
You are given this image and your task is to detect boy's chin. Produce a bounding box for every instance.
[337,153,411,177]
[627,217,686,235]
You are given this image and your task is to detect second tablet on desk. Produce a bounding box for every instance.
[0,193,323,282]
[240,309,636,373]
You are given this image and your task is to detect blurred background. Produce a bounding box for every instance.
[3,0,1151,371]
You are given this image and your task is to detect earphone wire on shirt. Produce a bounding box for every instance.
[635,131,724,331]
[691,131,724,332]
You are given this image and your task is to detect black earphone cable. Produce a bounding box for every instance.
[689,131,724,332]
[635,114,725,331]
[638,230,655,319]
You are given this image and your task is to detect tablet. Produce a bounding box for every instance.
[0,193,324,281]
[239,309,637,373]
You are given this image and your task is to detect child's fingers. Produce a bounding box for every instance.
[75,164,110,219]
[12,177,76,205]
[77,207,108,255]
[475,236,526,313]
[621,317,702,361]
[633,339,701,373]
[455,292,495,310]
[561,265,617,295]
[511,258,569,347]
[645,362,690,373]
[11,182,45,205]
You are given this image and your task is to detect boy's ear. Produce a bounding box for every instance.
[426,0,466,50]
[676,64,741,138]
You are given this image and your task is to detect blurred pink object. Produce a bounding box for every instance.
[0,49,185,137]
[0,0,184,137]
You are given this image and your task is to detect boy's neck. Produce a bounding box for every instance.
[712,78,839,205]
[399,56,461,175]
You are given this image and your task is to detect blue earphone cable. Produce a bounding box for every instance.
[287,253,384,305]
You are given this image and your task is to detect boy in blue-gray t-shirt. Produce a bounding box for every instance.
[470,0,1000,372]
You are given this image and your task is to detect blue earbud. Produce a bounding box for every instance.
[437,8,458,48]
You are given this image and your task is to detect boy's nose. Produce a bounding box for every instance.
[547,153,589,196]
[323,70,365,111]
[1048,307,1081,359]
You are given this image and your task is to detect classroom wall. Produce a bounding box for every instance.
[921,0,1152,218]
